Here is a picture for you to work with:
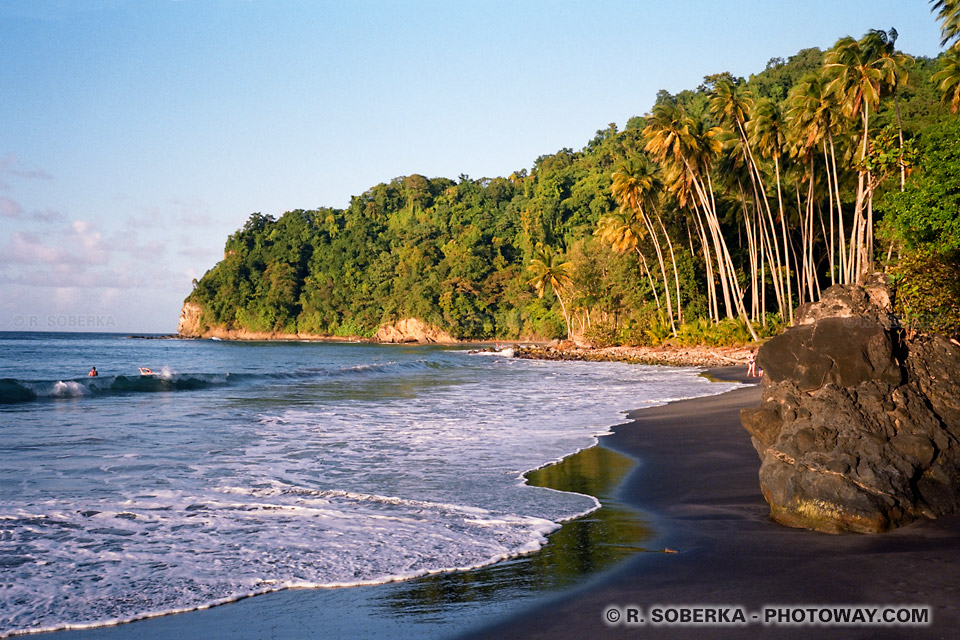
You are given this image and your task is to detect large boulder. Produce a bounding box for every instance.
[374,318,456,344]
[741,278,960,533]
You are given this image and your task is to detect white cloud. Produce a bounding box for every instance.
[1,220,110,268]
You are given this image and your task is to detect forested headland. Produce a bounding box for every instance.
[184,21,960,344]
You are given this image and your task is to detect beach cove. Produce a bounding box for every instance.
[7,335,959,639]
[1,333,737,639]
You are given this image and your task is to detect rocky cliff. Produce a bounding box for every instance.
[373,318,455,344]
[177,301,203,338]
[741,276,960,533]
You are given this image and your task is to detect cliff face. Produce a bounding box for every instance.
[177,301,203,338]
[373,318,456,344]
[741,277,960,534]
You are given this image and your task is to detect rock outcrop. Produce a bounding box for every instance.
[741,277,960,533]
[374,318,455,344]
[177,301,203,338]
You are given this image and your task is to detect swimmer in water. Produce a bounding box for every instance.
[138,367,154,376]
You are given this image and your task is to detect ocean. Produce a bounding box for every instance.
[0,332,737,637]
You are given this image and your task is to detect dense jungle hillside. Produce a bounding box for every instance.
[185,32,960,344]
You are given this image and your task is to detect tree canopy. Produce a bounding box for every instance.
[187,30,959,343]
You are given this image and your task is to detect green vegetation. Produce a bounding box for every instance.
[879,119,960,336]
[188,9,960,343]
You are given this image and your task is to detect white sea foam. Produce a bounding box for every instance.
[50,380,86,397]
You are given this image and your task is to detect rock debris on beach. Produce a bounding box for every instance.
[513,341,754,368]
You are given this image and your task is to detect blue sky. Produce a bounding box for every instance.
[0,0,947,333]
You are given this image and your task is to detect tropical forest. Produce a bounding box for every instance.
[186,5,960,345]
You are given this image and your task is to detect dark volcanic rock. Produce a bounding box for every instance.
[741,279,960,534]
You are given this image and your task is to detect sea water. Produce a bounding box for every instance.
[0,332,737,637]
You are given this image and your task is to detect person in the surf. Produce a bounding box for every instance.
[88,366,98,377]
[138,367,154,376]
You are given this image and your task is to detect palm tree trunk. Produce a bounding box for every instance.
[553,284,572,339]
[635,247,662,312]
[828,132,848,284]
[894,92,905,192]
[856,104,871,283]
[687,163,734,319]
[774,155,794,323]
[737,180,759,322]
[795,183,807,305]
[690,203,718,322]
[805,166,818,301]
[822,141,836,286]
[702,165,758,340]
[738,118,788,319]
[657,215,684,325]
[638,209,676,334]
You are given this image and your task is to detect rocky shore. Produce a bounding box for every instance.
[514,342,755,368]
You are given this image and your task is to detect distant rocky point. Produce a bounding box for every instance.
[177,301,457,344]
[741,275,960,534]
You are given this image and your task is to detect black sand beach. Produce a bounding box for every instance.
[465,367,960,640]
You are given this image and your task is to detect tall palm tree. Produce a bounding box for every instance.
[788,71,846,286]
[610,158,678,333]
[934,49,960,113]
[932,0,960,49]
[688,114,757,339]
[645,104,759,340]
[710,77,790,323]
[644,100,722,321]
[527,245,574,338]
[709,77,755,143]
[596,208,664,320]
[825,31,890,282]
[748,97,795,322]
[644,103,724,321]
[874,29,914,190]
[643,100,695,170]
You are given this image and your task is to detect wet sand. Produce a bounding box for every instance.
[463,366,960,639]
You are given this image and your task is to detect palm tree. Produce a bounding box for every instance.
[825,31,890,282]
[643,102,724,321]
[645,103,759,341]
[934,49,960,113]
[596,208,664,320]
[610,158,679,333]
[748,96,795,322]
[874,29,914,190]
[709,77,754,143]
[710,77,790,323]
[527,245,574,338]
[932,0,960,49]
[788,71,846,286]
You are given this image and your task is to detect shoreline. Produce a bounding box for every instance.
[170,327,758,369]
[38,364,736,640]
[29,362,959,640]
[465,367,960,640]
[513,344,755,368]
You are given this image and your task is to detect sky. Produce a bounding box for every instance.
[0,0,948,333]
